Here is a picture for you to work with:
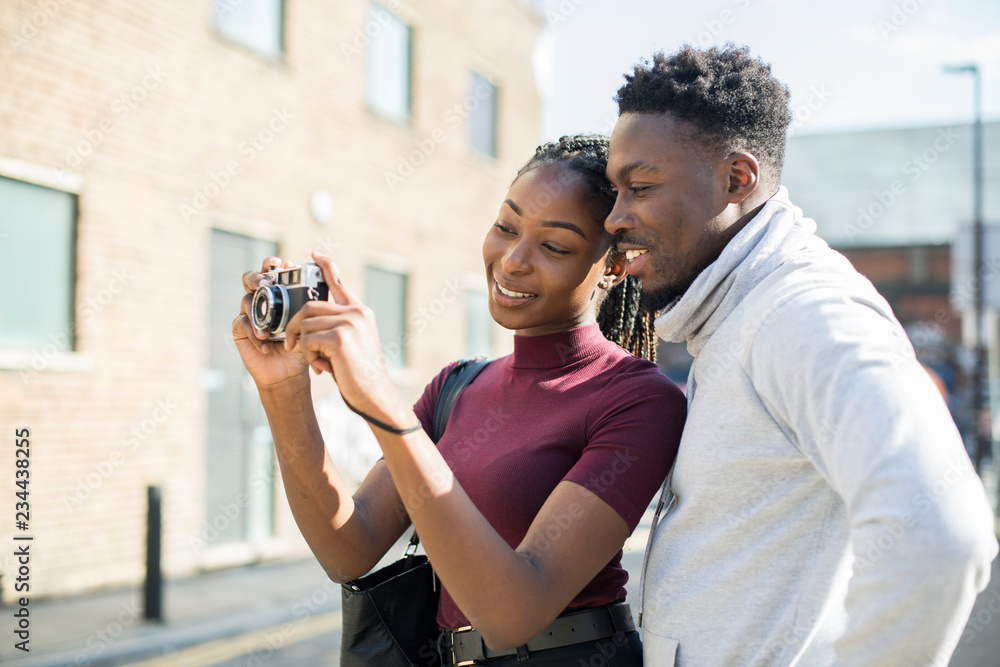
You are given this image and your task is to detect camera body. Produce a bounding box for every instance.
[251,263,329,342]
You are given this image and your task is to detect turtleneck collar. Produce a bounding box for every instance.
[508,323,608,369]
[654,187,819,358]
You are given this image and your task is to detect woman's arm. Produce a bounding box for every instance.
[285,252,637,649]
[257,380,410,582]
[233,257,409,582]
[378,426,630,650]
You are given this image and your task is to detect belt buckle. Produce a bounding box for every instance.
[450,626,476,666]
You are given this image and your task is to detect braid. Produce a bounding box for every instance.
[597,275,657,363]
[515,134,657,362]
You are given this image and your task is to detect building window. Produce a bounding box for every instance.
[206,229,278,545]
[465,289,494,359]
[469,72,498,158]
[0,176,76,351]
[212,0,285,59]
[365,3,412,122]
[366,266,409,368]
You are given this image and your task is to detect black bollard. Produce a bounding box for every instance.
[144,485,163,621]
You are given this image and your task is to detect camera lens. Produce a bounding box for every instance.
[251,285,288,333]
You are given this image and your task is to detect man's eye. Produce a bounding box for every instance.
[543,244,570,255]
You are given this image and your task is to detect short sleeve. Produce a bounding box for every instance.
[563,367,686,530]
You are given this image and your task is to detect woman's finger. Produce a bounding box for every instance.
[311,252,360,307]
[283,303,352,351]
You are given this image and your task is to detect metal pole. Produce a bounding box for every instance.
[971,66,989,474]
[945,63,990,473]
[144,485,163,621]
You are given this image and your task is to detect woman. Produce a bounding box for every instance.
[232,135,686,665]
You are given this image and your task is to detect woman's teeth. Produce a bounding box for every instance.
[497,282,536,298]
[624,249,648,261]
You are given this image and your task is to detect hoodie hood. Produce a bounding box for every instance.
[654,187,819,357]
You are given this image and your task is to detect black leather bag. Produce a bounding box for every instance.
[340,359,490,667]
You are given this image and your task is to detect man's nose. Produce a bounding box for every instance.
[605,191,639,236]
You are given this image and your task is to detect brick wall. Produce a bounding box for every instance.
[0,0,541,599]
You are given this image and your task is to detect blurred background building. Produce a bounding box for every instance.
[0,0,541,600]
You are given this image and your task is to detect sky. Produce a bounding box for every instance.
[535,0,1000,142]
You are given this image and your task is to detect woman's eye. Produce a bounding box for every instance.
[630,185,649,194]
[543,244,570,255]
[494,222,515,234]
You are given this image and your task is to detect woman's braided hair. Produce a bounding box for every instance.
[515,134,657,362]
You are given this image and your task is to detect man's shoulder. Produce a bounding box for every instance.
[741,240,895,332]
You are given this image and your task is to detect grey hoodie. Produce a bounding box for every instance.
[641,187,998,666]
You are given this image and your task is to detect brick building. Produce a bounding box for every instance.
[0,0,542,599]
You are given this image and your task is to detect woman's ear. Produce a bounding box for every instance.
[601,249,627,290]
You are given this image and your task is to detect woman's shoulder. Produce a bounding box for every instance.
[598,345,685,400]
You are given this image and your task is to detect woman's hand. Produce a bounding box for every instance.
[232,257,311,391]
[283,252,410,426]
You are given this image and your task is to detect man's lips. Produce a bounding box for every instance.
[619,247,651,276]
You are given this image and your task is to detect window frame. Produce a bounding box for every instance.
[0,157,86,373]
[210,0,287,61]
[364,2,414,123]
[468,71,499,159]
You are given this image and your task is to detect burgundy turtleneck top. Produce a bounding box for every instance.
[412,323,686,630]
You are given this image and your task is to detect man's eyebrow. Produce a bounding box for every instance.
[611,161,661,182]
[542,220,587,239]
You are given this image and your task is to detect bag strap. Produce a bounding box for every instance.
[406,358,490,561]
[431,358,491,444]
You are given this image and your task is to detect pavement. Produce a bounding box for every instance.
[2,510,999,667]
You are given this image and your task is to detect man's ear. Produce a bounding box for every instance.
[725,151,760,203]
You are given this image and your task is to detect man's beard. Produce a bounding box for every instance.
[638,281,683,315]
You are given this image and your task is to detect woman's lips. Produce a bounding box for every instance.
[492,279,538,307]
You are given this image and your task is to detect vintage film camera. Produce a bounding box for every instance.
[251,262,329,342]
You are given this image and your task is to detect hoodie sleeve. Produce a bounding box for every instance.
[744,284,997,667]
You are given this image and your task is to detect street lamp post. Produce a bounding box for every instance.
[944,63,988,473]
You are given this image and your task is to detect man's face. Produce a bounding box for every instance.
[606,112,734,312]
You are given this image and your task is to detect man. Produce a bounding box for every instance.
[606,45,998,666]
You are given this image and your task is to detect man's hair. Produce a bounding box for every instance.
[615,44,791,180]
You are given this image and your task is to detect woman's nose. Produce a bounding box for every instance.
[501,239,532,274]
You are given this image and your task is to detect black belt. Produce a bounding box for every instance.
[442,602,635,665]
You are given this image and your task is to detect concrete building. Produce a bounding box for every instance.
[0,0,542,600]
[782,120,1000,437]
